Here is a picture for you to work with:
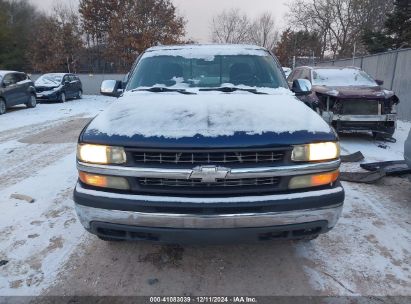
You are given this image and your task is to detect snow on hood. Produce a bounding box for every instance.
[87,88,331,139]
[35,75,63,87]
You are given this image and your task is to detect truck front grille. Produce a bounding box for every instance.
[132,150,286,165]
[139,177,281,188]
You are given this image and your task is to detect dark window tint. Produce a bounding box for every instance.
[15,73,27,83]
[3,74,17,86]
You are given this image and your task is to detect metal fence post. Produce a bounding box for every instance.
[390,50,400,90]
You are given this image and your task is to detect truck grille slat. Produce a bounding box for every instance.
[133,151,286,165]
[139,177,281,188]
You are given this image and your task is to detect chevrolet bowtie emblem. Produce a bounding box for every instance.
[190,166,230,183]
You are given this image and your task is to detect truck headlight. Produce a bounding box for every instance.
[292,142,340,162]
[77,144,126,164]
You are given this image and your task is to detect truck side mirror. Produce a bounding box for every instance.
[292,79,312,96]
[101,80,123,97]
[376,79,384,86]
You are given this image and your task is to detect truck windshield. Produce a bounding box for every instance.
[127,54,287,90]
[312,68,378,87]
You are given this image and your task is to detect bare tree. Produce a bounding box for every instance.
[211,9,251,44]
[287,0,395,58]
[249,12,279,50]
[28,4,83,72]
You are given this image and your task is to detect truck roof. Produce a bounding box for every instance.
[144,44,270,59]
[146,44,268,52]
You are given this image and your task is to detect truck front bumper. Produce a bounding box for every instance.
[327,114,397,134]
[331,114,397,122]
[74,182,344,244]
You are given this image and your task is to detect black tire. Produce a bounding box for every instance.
[60,92,66,103]
[76,90,83,99]
[26,94,37,108]
[0,98,6,115]
[97,236,123,242]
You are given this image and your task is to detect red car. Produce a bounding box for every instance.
[288,66,400,138]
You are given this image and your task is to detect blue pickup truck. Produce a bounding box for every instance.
[74,44,344,244]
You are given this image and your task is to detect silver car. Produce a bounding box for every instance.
[405,128,411,168]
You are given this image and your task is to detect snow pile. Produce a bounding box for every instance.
[87,89,331,139]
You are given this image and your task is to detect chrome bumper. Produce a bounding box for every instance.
[331,114,397,122]
[75,189,343,230]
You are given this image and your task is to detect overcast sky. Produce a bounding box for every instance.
[29,0,290,42]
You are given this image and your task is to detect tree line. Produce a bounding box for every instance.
[0,0,186,73]
[211,0,411,66]
[0,0,410,73]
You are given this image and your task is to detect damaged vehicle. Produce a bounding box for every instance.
[74,44,344,244]
[288,66,400,138]
[35,73,83,103]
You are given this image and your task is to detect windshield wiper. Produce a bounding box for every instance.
[133,87,196,95]
[199,87,268,95]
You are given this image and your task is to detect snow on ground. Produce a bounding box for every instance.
[0,95,112,132]
[340,120,410,162]
[0,95,114,295]
[296,122,411,296]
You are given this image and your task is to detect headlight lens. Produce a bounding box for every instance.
[292,142,340,162]
[77,144,126,164]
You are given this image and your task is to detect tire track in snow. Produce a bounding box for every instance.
[0,143,75,191]
[0,114,86,143]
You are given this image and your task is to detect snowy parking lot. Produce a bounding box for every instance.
[0,96,410,297]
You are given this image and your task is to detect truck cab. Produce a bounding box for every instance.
[74,44,344,244]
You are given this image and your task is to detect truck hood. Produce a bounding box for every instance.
[82,89,336,148]
[313,85,395,99]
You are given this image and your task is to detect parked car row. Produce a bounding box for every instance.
[0,71,83,115]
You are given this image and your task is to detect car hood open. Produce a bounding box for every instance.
[82,89,336,148]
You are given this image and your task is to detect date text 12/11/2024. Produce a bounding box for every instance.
[149,297,258,303]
